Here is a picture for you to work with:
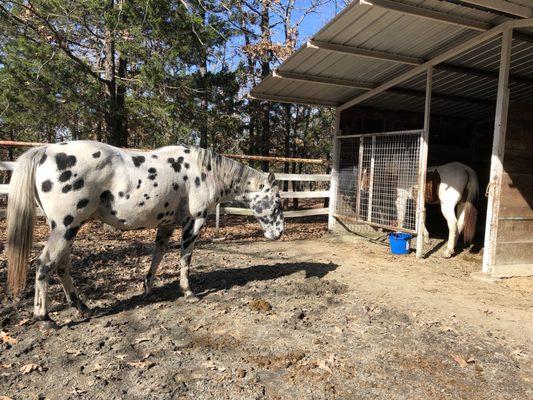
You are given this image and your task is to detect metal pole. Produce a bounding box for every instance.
[482,28,513,273]
[215,203,221,234]
[416,67,432,258]
[355,137,364,220]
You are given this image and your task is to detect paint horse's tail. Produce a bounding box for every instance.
[7,146,46,297]
[460,165,479,246]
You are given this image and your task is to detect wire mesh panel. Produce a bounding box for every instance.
[334,130,423,233]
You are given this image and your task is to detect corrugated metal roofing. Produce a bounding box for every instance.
[251,0,533,118]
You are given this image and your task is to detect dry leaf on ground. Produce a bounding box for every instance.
[19,363,40,375]
[451,354,467,368]
[0,332,17,346]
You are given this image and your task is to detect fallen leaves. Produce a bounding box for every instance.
[0,331,17,346]
[19,363,42,375]
[249,299,272,312]
[451,354,476,368]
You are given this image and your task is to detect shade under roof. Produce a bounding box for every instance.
[250,0,533,118]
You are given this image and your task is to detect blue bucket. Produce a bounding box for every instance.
[388,232,412,255]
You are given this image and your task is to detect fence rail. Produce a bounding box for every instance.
[1,152,331,221]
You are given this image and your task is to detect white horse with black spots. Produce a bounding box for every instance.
[396,162,479,258]
[7,141,284,325]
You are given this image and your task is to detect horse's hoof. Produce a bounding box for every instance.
[35,315,59,330]
[184,294,200,303]
[78,305,93,319]
[442,251,453,259]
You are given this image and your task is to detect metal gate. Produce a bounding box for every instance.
[335,130,423,233]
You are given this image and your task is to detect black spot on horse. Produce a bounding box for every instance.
[157,213,164,220]
[138,202,145,207]
[77,199,89,209]
[64,226,79,241]
[148,167,157,173]
[184,149,191,154]
[62,184,72,193]
[39,154,47,165]
[100,190,113,201]
[111,210,117,216]
[177,156,184,164]
[207,163,212,171]
[148,174,157,180]
[153,183,158,187]
[119,191,124,198]
[137,179,142,189]
[51,220,56,230]
[132,155,146,167]
[173,183,179,191]
[119,219,126,223]
[151,154,158,159]
[183,176,188,181]
[72,178,84,190]
[185,163,190,169]
[63,215,74,226]
[144,194,150,199]
[201,172,206,181]
[42,180,53,192]
[126,194,130,199]
[195,177,201,187]
[164,202,169,208]
[92,151,101,158]
[58,170,72,182]
[55,153,77,170]
[59,142,68,145]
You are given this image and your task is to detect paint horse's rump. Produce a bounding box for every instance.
[6,141,284,323]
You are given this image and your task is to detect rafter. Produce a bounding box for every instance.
[273,70,376,90]
[247,93,338,108]
[456,0,532,18]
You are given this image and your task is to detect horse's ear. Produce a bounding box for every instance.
[268,172,275,184]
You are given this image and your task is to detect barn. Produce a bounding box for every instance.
[251,0,533,277]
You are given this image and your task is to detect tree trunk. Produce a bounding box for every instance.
[260,0,271,172]
[103,0,127,147]
[199,8,209,149]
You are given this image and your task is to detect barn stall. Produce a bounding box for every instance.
[251,0,533,277]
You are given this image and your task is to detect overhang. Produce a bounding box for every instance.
[250,0,533,118]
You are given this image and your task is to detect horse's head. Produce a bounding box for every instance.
[248,172,284,240]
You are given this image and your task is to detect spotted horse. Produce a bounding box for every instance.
[6,141,284,325]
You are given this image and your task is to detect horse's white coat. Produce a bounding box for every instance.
[7,141,283,321]
[397,161,479,258]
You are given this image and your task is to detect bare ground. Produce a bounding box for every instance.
[0,217,532,399]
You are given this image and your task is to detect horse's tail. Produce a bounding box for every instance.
[462,166,479,246]
[7,146,46,297]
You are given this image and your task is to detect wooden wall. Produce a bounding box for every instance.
[493,103,533,276]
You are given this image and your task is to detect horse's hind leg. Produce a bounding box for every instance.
[180,217,206,302]
[144,226,175,295]
[441,201,458,258]
[57,255,91,317]
[34,229,76,321]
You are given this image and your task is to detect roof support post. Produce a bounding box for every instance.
[482,28,513,274]
[416,67,432,258]
[328,108,342,230]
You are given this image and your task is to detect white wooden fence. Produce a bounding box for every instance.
[0,161,331,220]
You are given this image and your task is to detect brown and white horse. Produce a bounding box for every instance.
[396,162,479,258]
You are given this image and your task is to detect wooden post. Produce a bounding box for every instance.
[215,203,221,234]
[355,137,364,220]
[416,67,432,258]
[482,28,513,273]
[367,135,376,222]
[328,108,341,230]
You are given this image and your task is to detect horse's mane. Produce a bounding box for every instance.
[193,146,265,189]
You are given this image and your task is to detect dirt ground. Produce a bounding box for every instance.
[0,217,531,399]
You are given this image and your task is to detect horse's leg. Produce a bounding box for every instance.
[144,225,175,295]
[34,230,75,322]
[180,217,206,302]
[56,255,91,317]
[456,201,467,237]
[395,188,408,228]
[441,201,458,258]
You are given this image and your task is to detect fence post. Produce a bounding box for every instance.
[215,203,221,234]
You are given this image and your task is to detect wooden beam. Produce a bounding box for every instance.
[482,27,513,273]
[247,92,337,108]
[328,108,342,230]
[307,40,423,65]
[416,67,432,259]
[273,70,376,90]
[457,0,532,18]
[361,0,492,31]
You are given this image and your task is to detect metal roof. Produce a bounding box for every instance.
[250,0,533,118]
